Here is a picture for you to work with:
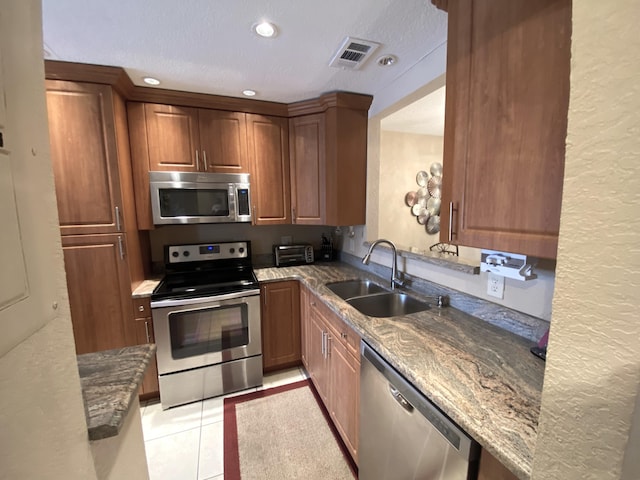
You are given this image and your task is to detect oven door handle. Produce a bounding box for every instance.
[150,288,260,308]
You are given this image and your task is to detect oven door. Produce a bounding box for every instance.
[151,290,261,375]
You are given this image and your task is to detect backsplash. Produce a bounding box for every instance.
[148,224,333,266]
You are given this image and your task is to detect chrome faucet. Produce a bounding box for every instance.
[362,239,404,290]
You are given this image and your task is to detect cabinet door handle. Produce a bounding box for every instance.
[326,334,332,358]
[321,331,326,357]
[448,201,458,242]
[292,207,296,223]
[144,320,151,343]
[252,205,258,225]
[115,206,121,231]
[202,150,208,171]
[117,236,125,260]
[195,150,200,171]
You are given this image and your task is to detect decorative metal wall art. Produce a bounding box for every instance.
[405,162,442,234]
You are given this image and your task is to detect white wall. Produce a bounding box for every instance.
[532,1,640,478]
[0,1,98,478]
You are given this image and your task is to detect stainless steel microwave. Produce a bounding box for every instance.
[149,171,252,225]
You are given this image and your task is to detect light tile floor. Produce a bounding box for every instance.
[140,366,309,480]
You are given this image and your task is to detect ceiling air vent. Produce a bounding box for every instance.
[329,37,381,70]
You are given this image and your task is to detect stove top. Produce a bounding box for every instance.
[151,241,259,301]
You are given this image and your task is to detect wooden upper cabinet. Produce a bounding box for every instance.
[288,93,371,227]
[46,80,124,235]
[289,114,326,225]
[198,110,249,173]
[128,102,252,228]
[246,113,291,225]
[142,103,199,172]
[440,0,571,259]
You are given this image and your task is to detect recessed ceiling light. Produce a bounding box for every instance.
[243,89,257,97]
[143,76,161,86]
[253,21,277,38]
[377,55,398,67]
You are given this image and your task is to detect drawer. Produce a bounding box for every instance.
[132,297,151,319]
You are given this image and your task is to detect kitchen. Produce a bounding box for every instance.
[1,1,638,480]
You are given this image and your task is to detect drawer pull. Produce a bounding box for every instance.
[138,305,145,312]
[341,332,347,339]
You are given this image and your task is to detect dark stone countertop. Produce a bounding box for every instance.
[255,263,544,480]
[77,344,156,440]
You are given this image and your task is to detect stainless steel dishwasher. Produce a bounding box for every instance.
[359,341,480,480]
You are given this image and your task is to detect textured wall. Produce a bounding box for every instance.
[0,1,98,478]
[532,1,640,478]
[378,131,443,249]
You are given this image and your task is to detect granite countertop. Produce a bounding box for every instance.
[132,262,543,478]
[77,344,157,440]
[256,263,544,480]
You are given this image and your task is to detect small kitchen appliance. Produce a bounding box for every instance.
[273,244,314,267]
[149,171,251,225]
[151,241,262,409]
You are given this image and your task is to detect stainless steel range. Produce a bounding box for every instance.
[151,241,262,409]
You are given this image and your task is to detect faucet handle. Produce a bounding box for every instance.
[392,276,405,289]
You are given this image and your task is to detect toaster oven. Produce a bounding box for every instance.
[274,244,314,267]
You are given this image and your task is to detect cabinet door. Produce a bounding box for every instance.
[329,335,360,464]
[46,81,123,236]
[261,281,301,372]
[289,114,325,224]
[133,316,159,396]
[477,449,517,480]
[440,0,571,258]
[246,114,291,225]
[300,285,310,369]
[307,309,330,406]
[61,234,134,354]
[143,103,200,172]
[198,110,249,173]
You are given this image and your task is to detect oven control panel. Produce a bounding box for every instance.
[167,242,249,263]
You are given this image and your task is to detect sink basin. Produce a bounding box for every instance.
[346,292,430,318]
[326,279,389,300]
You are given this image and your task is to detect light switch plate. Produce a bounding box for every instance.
[487,272,505,299]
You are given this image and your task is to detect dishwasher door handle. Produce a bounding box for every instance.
[389,385,414,413]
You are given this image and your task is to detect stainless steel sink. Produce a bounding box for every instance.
[346,292,430,318]
[326,279,389,300]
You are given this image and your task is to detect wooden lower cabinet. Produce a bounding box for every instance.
[477,449,518,480]
[61,234,134,354]
[132,297,159,398]
[260,281,301,372]
[301,284,360,464]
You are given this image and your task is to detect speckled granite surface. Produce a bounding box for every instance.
[132,278,163,297]
[77,344,156,440]
[256,264,545,480]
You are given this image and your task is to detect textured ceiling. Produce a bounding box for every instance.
[42,1,447,123]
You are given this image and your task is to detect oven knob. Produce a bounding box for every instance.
[171,251,179,258]
[183,251,190,257]
[229,248,235,254]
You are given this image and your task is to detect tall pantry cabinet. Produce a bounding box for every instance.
[45,79,146,355]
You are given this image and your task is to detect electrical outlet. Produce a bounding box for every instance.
[487,272,505,299]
